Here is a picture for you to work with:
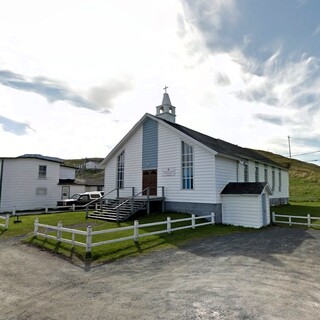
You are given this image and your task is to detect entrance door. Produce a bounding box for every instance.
[143,170,157,195]
[61,186,70,199]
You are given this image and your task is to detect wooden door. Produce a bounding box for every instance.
[142,170,157,195]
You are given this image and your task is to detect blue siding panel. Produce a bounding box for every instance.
[142,118,158,169]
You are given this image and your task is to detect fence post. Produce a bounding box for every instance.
[167,217,171,234]
[272,212,275,224]
[134,220,139,242]
[57,221,63,241]
[34,217,39,236]
[85,205,89,219]
[116,207,119,223]
[5,214,9,230]
[72,204,75,212]
[147,188,150,214]
[211,212,215,225]
[45,206,48,214]
[86,226,92,256]
[307,214,311,227]
[289,216,292,226]
[12,207,16,216]
[192,214,195,229]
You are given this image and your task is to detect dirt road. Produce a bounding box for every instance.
[1,227,320,319]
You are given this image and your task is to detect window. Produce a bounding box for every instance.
[278,170,282,192]
[255,163,259,182]
[272,167,275,191]
[244,163,249,182]
[182,141,193,190]
[38,165,47,179]
[264,166,268,182]
[117,151,125,189]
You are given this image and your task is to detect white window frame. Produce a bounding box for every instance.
[117,151,125,189]
[181,141,194,190]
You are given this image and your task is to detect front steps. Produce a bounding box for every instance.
[88,198,147,222]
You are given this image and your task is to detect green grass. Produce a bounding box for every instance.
[1,211,253,264]
[271,202,320,228]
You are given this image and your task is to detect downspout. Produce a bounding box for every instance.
[0,159,4,209]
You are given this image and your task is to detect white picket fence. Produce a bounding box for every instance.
[272,212,320,227]
[34,213,215,254]
[0,214,10,230]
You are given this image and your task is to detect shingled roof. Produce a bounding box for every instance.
[221,182,271,195]
[159,119,282,168]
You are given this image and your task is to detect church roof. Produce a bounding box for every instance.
[158,118,282,168]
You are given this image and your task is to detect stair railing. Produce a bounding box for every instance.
[113,187,150,219]
[85,188,118,218]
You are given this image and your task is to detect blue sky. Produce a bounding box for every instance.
[1,0,320,163]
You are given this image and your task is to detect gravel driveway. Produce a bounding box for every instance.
[1,226,320,320]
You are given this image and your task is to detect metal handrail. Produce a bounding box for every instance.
[84,188,118,218]
[114,188,149,209]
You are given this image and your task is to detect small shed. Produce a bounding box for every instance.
[221,182,272,228]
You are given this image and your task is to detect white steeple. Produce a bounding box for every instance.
[156,86,176,123]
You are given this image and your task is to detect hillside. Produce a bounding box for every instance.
[256,150,320,202]
[64,158,104,180]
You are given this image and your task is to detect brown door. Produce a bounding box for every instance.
[142,170,157,195]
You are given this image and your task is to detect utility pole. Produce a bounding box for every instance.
[288,136,292,159]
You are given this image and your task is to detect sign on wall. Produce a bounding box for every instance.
[163,167,176,176]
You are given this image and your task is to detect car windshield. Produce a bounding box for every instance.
[71,194,81,199]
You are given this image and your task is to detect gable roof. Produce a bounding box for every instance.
[18,154,64,163]
[157,118,283,168]
[221,182,272,195]
[101,112,286,169]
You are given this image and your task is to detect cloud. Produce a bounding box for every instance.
[0,69,128,113]
[215,72,230,86]
[0,115,32,135]
[253,114,283,126]
[87,78,133,110]
[233,51,320,110]
[182,0,238,51]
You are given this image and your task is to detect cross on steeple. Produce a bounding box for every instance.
[163,85,168,93]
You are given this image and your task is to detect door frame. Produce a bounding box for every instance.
[142,169,157,195]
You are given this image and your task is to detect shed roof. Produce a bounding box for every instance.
[221,182,272,195]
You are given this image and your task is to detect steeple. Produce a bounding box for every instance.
[156,86,176,123]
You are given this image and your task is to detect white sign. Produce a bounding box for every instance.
[163,167,176,176]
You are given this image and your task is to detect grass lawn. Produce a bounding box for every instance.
[271,202,320,228]
[1,211,254,264]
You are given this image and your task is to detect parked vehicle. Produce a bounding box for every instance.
[57,191,104,207]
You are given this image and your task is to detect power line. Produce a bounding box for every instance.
[292,150,320,157]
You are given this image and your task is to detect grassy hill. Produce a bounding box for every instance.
[256,150,320,202]
[65,154,320,202]
[64,158,104,180]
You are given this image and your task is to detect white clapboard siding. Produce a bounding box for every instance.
[1,159,62,211]
[158,124,216,203]
[104,157,117,198]
[104,127,143,197]
[215,156,237,202]
[237,159,289,200]
[222,195,266,228]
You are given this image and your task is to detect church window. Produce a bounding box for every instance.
[182,141,193,190]
[117,151,125,189]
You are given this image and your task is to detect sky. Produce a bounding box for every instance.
[1,0,320,163]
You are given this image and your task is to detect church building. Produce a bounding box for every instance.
[101,91,289,228]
